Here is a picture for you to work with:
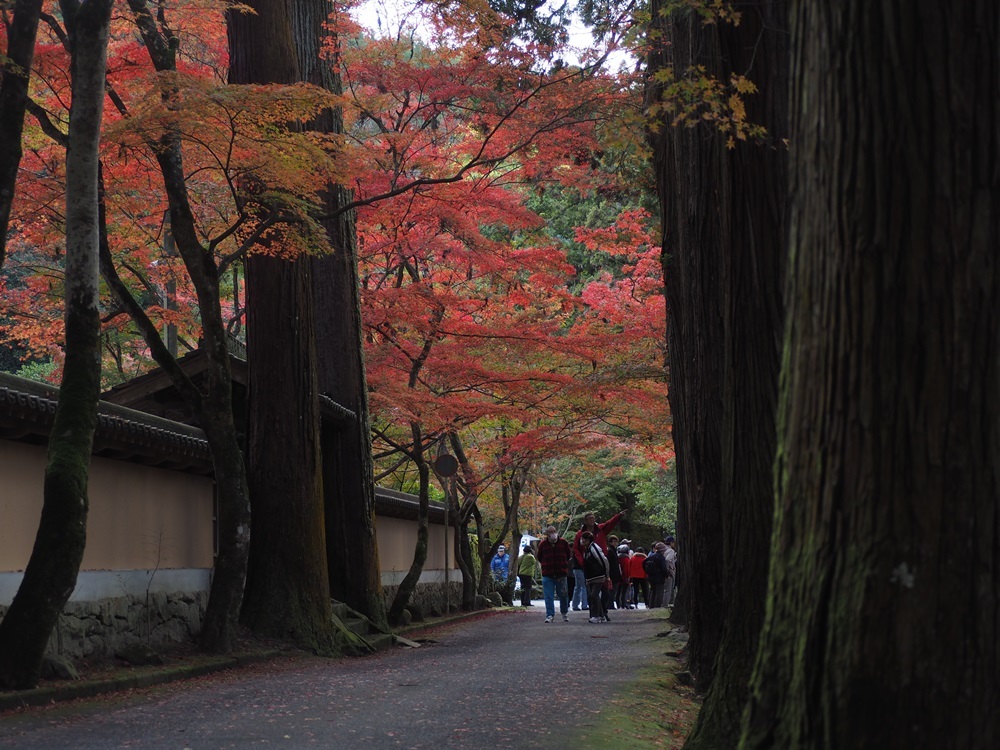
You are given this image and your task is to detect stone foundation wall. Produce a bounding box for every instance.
[382,581,464,618]
[0,591,207,661]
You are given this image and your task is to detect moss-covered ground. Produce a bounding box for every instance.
[583,612,701,748]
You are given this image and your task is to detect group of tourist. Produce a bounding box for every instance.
[491,511,677,624]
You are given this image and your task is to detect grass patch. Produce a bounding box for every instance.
[584,617,701,748]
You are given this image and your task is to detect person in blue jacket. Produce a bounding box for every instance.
[490,544,511,584]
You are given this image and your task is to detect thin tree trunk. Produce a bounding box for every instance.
[387,422,431,623]
[0,0,113,688]
[0,0,43,269]
[125,0,251,653]
[742,1,999,746]
[449,432,481,610]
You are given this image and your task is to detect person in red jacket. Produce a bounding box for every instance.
[536,525,573,623]
[628,547,650,609]
[573,510,625,613]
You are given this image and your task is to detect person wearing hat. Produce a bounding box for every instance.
[490,544,511,586]
[646,542,671,608]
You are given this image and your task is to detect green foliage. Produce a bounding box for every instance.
[628,460,676,533]
[14,359,57,383]
[535,448,636,527]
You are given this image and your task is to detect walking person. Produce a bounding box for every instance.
[628,547,650,608]
[606,535,622,609]
[569,554,588,611]
[490,544,511,584]
[572,510,625,613]
[645,542,671,608]
[616,543,632,609]
[580,531,610,623]
[536,525,572,623]
[517,545,540,606]
[662,536,677,609]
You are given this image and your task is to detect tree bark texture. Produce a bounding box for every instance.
[742,1,999,747]
[229,0,339,653]
[0,0,43,269]
[450,432,481,610]
[646,2,727,690]
[242,255,337,652]
[0,0,112,688]
[387,425,431,624]
[645,2,789,747]
[295,0,386,629]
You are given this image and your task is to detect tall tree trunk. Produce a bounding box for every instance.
[0,0,43,269]
[742,1,999,747]
[241,254,336,651]
[387,423,430,623]
[647,1,728,689]
[648,2,789,746]
[229,0,338,653]
[297,0,386,629]
[0,0,112,688]
[449,432,481,610]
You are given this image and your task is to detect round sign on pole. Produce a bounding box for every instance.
[433,454,459,477]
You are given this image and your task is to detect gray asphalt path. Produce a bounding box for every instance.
[0,604,667,749]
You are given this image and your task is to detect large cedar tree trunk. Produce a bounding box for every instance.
[0,0,42,268]
[742,1,999,746]
[647,1,789,746]
[646,1,727,689]
[230,0,339,653]
[298,0,386,628]
[0,0,112,688]
[313,206,386,627]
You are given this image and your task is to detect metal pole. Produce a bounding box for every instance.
[444,477,451,614]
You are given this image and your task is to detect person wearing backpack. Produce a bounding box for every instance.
[628,547,650,609]
[645,543,671,608]
[580,531,611,623]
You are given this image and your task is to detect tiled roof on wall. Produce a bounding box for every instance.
[374,486,450,524]
[0,372,213,476]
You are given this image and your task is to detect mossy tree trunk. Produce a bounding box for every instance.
[646,1,790,746]
[387,423,431,624]
[293,0,386,629]
[313,212,386,628]
[0,0,113,689]
[646,1,727,690]
[449,431,481,610]
[229,0,339,654]
[0,0,42,269]
[741,1,999,746]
